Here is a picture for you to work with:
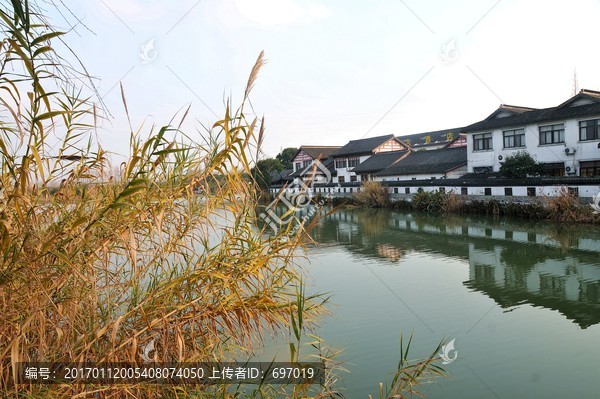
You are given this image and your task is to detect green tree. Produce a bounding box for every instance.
[499,151,543,178]
[251,158,284,189]
[276,147,298,169]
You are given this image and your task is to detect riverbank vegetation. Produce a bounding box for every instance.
[345,187,600,224]
[0,2,448,398]
[354,181,390,208]
[406,189,599,223]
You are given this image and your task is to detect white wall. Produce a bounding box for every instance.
[335,154,371,182]
[373,165,467,182]
[467,114,600,175]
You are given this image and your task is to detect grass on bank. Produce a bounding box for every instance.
[348,185,600,224]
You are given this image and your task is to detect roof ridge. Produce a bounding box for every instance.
[499,104,537,110]
[347,133,394,142]
[300,145,341,148]
[580,88,600,95]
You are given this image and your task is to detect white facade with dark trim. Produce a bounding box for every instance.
[464,90,600,177]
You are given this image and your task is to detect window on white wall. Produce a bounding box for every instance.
[503,128,525,148]
[335,158,347,168]
[473,133,493,151]
[539,124,565,145]
[579,119,600,141]
[347,157,360,168]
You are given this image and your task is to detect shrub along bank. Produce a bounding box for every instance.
[314,183,600,223]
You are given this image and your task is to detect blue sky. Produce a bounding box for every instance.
[46,0,600,159]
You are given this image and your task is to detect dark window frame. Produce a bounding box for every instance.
[580,160,600,176]
[539,123,565,145]
[503,128,525,148]
[473,132,493,151]
[579,119,600,141]
[334,158,347,169]
[347,157,360,168]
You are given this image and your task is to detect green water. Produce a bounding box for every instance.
[290,208,600,398]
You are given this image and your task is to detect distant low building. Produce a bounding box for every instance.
[269,169,293,187]
[331,134,409,184]
[290,145,340,185]
[351,150,410,181]
[374,146,467,181]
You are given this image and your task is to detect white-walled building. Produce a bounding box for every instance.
[290,145,340,185]
[464,90,600,176]
[374,146,467,181]
[331,134,409,183]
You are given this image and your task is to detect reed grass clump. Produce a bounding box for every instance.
[0,3,330,397]
[354,181,390,208]
[546,187,598,223]
[411,190,447,213]
[0,2,450,398]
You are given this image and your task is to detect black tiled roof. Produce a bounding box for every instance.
[376,147,467,176]
[289,157,337,177]
[351,151,408,174]
[293,146,341,161]
[396,127,463,148]
[464,103,600,132]
[484,104,537,120]
[269,169,293,184]
[332,134,396,157]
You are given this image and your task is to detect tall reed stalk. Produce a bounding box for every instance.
[0,2,447,398]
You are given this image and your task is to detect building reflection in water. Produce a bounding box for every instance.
[310,208,600,328]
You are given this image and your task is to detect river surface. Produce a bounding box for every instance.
[265,208,600,399]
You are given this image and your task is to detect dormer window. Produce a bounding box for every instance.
[347,157,360,168]
[335,158,347,168]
